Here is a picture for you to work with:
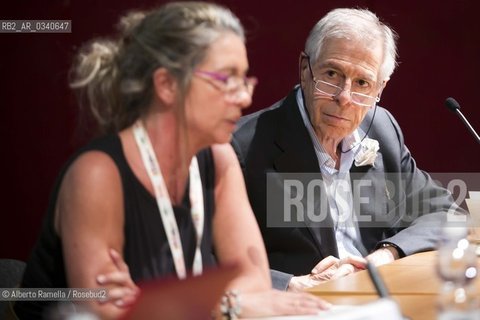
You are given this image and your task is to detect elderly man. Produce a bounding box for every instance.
[232,8,459,291]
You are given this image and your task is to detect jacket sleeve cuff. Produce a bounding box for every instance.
[270,269,294,291]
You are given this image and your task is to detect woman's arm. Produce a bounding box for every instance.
[211,144,331,317]
[95,144,330,317]
[55,151,136,319]
[211,143,271,292]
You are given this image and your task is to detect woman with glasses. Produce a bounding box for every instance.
[13,2,329,319]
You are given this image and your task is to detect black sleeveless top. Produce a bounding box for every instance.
[15,135,217,319]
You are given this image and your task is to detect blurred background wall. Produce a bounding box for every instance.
[1,0,478,260]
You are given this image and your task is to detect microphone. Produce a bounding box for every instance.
[321,231,406,319]
[445,97,480,144]
[340,231,390,298]
[325,230,408,320]
[356,245,390,298]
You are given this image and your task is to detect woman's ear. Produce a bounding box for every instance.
[152,68,177,106]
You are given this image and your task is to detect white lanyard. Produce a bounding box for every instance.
[133,120,204,279]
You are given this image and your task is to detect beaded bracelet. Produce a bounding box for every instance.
[219,290,241,320]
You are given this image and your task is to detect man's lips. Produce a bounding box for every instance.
[324,113,349,121]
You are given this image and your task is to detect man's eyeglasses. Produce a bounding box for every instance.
[304,54,380,108]
[194,70,258,102]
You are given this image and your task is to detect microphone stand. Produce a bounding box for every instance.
[452,110,480,144]
[341,230,390,298]
[337,229,410,319]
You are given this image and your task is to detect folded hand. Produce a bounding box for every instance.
[96,249,140,308]
[288,255,367,291]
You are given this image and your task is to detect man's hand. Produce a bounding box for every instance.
[288,255,367,291]
[287,247,401,292]
[311,255,366,280]
[287,274,323,292]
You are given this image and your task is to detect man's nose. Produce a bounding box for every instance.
[334,82,353,107]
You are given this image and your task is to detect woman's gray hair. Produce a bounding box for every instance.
[304,8,398,83]
[69,1,245,134]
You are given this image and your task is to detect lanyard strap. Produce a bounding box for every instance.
[133,120,204,279]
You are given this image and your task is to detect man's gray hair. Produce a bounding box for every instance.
[304,8,398,82]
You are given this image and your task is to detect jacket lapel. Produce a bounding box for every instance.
[272,88,339,258]
[350,112,390,252]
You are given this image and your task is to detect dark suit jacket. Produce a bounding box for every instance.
[232,87,459,289]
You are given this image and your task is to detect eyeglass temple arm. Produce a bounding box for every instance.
[301,51,317,82]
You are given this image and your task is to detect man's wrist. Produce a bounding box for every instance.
[287,276,299,292]
[379,243,400,260]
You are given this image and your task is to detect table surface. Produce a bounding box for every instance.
[308,251,480,320]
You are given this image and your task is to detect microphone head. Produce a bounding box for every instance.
[445,97,461,112]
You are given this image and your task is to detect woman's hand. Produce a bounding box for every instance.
[239,289,331,317]
[96,249,139,308]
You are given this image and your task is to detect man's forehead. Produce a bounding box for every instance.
[315,59,379,82]
[314,38,383,80]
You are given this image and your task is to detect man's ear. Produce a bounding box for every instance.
[152,67,177,106]
[377,79,389,100]
[299,52,309,87]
